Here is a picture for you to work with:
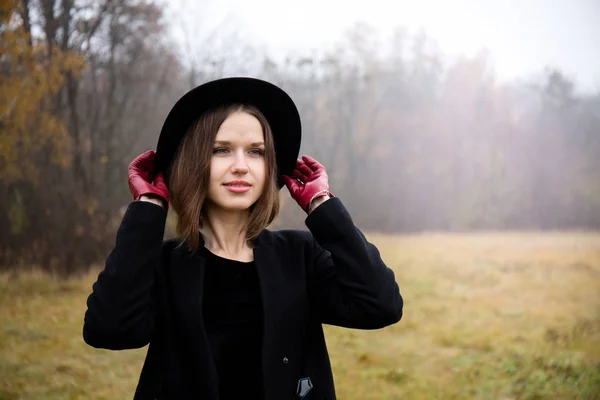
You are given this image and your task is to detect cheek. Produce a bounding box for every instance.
[210,157,227,174]
[209,160,222,186]
[254,160,267,182]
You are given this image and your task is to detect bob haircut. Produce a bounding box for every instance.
[168,103,280,253]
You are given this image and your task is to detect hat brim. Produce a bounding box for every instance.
[154,77,301,189]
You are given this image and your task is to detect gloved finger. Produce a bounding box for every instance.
[291,168,308,182]
[281,175,300,192]
[145,156,156,175]
[132,150,156,175]
[301,155,323,172]
[153,172,167,187]
[294,158,308,169]
[142,149,156,160]
[132,150,155,166]
[135,149,155,160]
[129,164,152,182]
[296,161,313,178]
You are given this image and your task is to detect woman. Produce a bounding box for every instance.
[83,77,403,400]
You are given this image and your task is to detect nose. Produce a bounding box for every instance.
[230,150,249,174]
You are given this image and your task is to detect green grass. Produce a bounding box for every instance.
[1,232,599,399]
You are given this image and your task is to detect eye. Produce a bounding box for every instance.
[213,147,229,154]
[249,148,265,156]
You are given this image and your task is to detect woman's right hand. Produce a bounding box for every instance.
[128,150,169,208]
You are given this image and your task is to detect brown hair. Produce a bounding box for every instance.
[168,104,280,253]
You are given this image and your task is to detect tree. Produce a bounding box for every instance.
[0,0,84,185]
[0,0,182,274]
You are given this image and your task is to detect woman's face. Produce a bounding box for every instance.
[205,111,266,213]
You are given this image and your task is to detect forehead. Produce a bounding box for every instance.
[215,111,264,142]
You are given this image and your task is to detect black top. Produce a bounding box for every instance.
[201,247,264,399]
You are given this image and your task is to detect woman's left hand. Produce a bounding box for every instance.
[282,155,334,213]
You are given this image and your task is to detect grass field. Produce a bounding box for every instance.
[1,232,599,399]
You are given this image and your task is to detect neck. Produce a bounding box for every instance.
[199,204,251,257]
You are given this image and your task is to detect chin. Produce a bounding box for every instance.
[205,187,257,211]
[226,204,253,212]
[216,199,256,212]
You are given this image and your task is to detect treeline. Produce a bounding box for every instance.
[1,1,599,274]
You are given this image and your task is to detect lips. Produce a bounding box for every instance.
[223,180,251,187]
[223,180,251,193]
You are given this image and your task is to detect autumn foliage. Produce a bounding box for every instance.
[0,0,173,274]
[0,0,84,185]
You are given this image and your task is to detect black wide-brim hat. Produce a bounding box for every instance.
[154,77,302,188]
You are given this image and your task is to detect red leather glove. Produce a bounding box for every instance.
[282,155,334,213]
[128,150,169,208]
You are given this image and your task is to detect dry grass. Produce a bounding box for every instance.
[1,232,599,399]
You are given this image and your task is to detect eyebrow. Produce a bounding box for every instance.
[214,140,265,146]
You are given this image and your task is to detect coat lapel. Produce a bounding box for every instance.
[253,230,285,398]
[168,240,219,398]
[253,230,310,399]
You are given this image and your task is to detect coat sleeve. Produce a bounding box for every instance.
[83,201,167,350]
[305,197,403,329]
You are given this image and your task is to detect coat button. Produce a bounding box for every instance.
[283,357,289,364]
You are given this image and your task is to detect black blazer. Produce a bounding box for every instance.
[83,197,403,399]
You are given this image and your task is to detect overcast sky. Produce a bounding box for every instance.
[164,0,600,93]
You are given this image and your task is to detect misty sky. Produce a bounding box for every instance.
[165,0,600,93]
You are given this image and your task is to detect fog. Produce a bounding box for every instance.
[1,0,599,271]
